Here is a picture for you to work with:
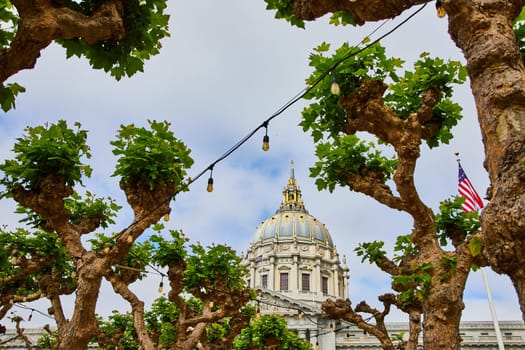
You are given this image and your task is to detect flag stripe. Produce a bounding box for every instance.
[458,163,484,212]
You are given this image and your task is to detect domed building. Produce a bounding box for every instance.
[243,162,525,350]
[245,161,349,349]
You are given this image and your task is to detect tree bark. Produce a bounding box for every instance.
[419,276,466,349]
[54,252,103,350]
[405,311,421,350]
[446,0,525,320]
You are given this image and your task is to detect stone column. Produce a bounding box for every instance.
[291,254,298,291]
[250,262,256,288]
[313,258,321,300]
[332,265,339,298]
[269,256,275,290]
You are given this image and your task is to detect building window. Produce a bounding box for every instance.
[322,276,328,295]
[262,274,268,289]
[302,273,310,292]
[280,272,289,291]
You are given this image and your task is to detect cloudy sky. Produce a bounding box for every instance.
[1,0,522,326]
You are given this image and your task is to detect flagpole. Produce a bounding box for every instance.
[455,152,504,350]
[481,267,505,350]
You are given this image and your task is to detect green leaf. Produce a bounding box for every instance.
[469,236,483,257]
[263,0,305,28]
[0,83,26,112]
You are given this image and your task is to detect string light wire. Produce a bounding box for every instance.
[9,4,427,277]
[14,303,54,320]
[105,3,427,249]
[186,2,427,188]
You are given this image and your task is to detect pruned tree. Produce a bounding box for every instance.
[34,231,254,350]
[0,120,254,350]
[263,0,525,324]
[323,294,421,350]
[294,39,484,348]
[0,119,193,349]
[150,230,254,350]
[0,0,169,111]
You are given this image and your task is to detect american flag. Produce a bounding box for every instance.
[458,163,484,212]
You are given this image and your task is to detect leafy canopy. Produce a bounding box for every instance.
[0,0,169,110]
[233,314,313,350]
[0,120,91,195]
[0,227,75,298]
[111,120,194,190]
[184,242,247,291]
[58,0,170,80]
[301,42,465,193]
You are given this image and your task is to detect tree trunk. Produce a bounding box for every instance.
[447,0,525,321]
[421,309,462,350]
[55,254,103,350]
[405,311,421,350]
[421,285,464,350]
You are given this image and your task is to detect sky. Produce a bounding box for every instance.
[1,0,522,327]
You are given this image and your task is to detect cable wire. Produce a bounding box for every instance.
[83,3,427,253]
[187,2,427,187]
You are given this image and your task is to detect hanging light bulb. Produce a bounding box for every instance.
[163,209,170,222]
[436,0,446,17]
[297,310,303,319]
[256,301,261,319]
[103,246,111,255]
[330,76,341,96]
[127,235,133,244]
[261,122,270,151]
[315,340,319,350]
[207,176,214,192]
[158,279,164,293]
[262,134,270,152]
[329,322,334,332]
